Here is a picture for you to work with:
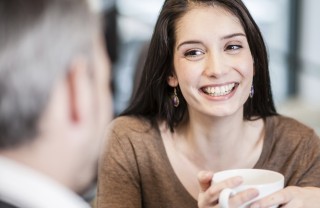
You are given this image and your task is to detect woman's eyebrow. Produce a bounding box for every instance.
[176,33,246,50]
[222,32,246,40]
[176,40,204,50]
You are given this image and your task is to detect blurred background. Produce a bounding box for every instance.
[97,0,320,134]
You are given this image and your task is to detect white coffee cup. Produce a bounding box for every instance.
[213,169,284,208]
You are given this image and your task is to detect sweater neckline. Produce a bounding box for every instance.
[155,123,198,204]
[154,116,275,204]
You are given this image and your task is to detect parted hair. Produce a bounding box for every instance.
[0,0,100,148]
[121,0,277,131]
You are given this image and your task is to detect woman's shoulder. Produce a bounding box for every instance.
[104,116,165,161]
[110,115,150,129]
[260,116,320,187]
[107,115,159,140]
[268,115,315,132]
[266,115,319,142]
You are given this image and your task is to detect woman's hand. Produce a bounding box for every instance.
[250,186,320,208]
[197,171,259,208]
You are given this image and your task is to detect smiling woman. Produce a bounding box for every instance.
[96,0,320,208]
[170,6,254,117]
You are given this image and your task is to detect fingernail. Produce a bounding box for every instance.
[250,203,260,208]
[249,189,259,198]
[233,176,243,184]
[206,172,212,178]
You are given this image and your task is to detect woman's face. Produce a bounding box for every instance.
[169,5,254,118]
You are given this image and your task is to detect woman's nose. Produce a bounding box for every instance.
[203,52,228,78]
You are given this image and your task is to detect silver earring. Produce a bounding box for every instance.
[250,84,254,98]
[171,87,180,107]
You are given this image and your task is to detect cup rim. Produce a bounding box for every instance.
[213,168,284,185]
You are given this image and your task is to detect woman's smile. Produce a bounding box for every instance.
[201,82,239,97]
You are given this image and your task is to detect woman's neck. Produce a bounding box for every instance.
[172,110,264,171]
[178,108,244,145]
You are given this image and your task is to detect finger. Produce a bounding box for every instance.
[205,176,243,203]
[249,188,294,208]
[197,171,215,207]
[210,176,243,194]
[198,171,214,192]
[229,188,259,208]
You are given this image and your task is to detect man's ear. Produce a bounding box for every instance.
[167,74,178,87]
[66,57,90,123]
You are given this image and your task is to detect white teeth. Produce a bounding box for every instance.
[202,83,236,97]
[221,86,226,93]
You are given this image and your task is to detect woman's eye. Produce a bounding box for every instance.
[184,49,204,57]
[226,45,242,51]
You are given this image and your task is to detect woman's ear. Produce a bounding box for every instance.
[167,74,178,87]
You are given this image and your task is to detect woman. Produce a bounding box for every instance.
[96,0,320,207]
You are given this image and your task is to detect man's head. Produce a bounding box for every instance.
[0,0,112,193]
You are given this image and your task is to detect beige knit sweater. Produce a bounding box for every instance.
[96,115,320,208]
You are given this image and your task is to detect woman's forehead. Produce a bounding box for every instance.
[174,6,243,41]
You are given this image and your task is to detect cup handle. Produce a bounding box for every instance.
[219,188,236,208]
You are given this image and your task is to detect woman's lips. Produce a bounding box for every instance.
[201,82,239,97]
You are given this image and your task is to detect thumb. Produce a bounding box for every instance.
[197,171,214,192]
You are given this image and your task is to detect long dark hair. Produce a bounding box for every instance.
[121,0,277,131]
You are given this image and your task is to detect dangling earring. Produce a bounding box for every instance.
[171,87,180,107]
[249,84,254,98]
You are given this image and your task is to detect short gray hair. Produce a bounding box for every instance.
[0,0,101,148]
